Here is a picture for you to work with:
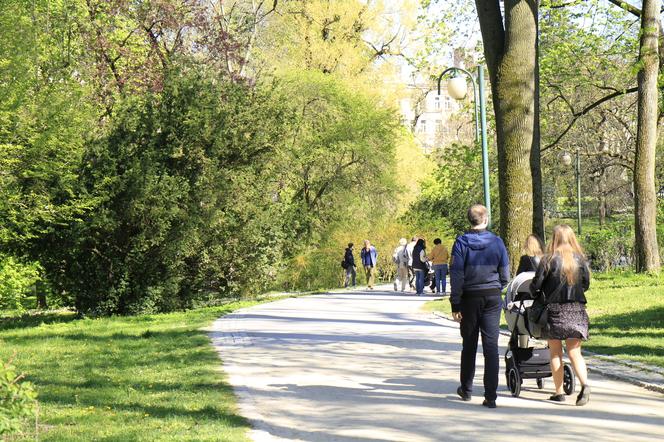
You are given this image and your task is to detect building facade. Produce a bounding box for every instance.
[399,80,470,154]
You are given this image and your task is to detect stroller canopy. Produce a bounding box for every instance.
[505,271,536,305]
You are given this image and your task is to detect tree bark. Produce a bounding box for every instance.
[36,281,48,309]
[532,14,545,241]
[634,0,662,273]
[476,0,538,271]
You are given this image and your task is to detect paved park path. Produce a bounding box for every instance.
[210,287,664,442]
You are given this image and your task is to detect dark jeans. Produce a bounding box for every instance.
[459,295,501,401]
[433,264,448,293]
[415,270,425,294]
[344,266,356,287]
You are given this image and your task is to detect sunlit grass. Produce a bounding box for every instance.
[0,301,258,441]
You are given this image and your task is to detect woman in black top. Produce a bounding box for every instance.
[516,234,544,275]
[531,225,591,406]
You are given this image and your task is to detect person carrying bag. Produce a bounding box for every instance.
[529,225,592,406]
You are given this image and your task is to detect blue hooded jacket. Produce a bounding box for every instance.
[449,230,510,312]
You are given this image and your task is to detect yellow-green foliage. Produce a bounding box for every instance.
[281,217,453,291]
[0,356,37,435]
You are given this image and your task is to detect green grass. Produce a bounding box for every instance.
[422,272,664,368]
[584,272,663,368]
[0,301,260,441]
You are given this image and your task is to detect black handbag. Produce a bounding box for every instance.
[527,297,548,328]
[526,282,564,338]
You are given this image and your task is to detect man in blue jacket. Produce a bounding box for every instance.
[360,239,378,290]
[450,204,510,409]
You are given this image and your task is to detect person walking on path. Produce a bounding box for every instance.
[361,240,378,290]
[412,238,429,295]
[530,225,592,406]
[407,236,417,290]
[450,204,509,409]
[393,238,410,292]
[343,243,357,288]
[429,238,449,295]
[516,234,544,275]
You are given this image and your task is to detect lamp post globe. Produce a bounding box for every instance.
[561,152,572,166]
[447,76,468,100]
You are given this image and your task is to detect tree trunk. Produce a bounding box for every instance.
[36,281,48,309]
[634,0,662,273]
[597,172,606,227]
[532,14,545,242]
[476,0,538,271]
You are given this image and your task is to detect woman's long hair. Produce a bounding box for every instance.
[523,234,544,257]
[547,225,585,285]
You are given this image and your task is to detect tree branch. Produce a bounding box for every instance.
[606,0,642,17]
[541,86,638,153]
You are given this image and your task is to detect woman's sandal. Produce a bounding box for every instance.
[576,385,591,406]
[549,394,566,402]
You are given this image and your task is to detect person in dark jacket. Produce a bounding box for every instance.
[360,240,378,289]
[530,224,591,406]
[450,204,509,409]
[516,234,544,275]
[412,238,428,295]
[344,243,356,288]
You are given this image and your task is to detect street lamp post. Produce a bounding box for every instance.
[561,150,582,235]
[437,66,491,225]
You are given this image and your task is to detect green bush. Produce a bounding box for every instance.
[582,223,633,271]
[408,142,500,236]
[0,356,37,435]
[50,69,291,315]
[0,257,40,312]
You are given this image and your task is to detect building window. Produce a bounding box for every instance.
[434,96,441,110]
[442,125,452,139]
[419,119,427,133]
[435,120,442,133]
[444,96,452,111]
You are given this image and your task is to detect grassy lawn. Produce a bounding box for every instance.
[0,300,260,441]
[422,272,664,368]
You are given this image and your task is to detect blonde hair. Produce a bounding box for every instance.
[547,225,585,285]
[523,234,544,258]
[399,238,408,246]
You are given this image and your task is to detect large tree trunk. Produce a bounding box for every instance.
[634,0,662,273]
[532,15,545,242]
[476,0,538,270]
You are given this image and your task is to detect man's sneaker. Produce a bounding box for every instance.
[456,386,471,401]
[482,399,497,409]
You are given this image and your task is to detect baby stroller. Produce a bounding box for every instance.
[503,272,576,397]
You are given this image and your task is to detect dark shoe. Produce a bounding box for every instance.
[549,394,566,402]
[482,399,496,408]
[576,385,590,406]
[456,386,471,402]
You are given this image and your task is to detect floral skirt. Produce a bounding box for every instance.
[544,302,589,341]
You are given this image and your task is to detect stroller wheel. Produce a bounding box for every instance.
[536,378,545,389]
[563,364,576,395]
[508,366,521,397]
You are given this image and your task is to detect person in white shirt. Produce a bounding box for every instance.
[392,238,410,292]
